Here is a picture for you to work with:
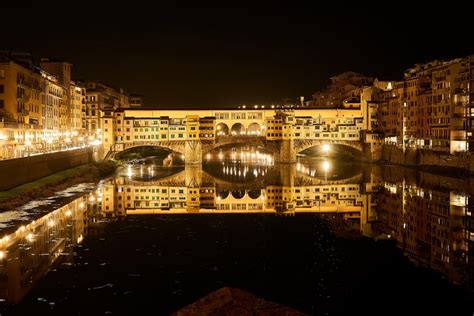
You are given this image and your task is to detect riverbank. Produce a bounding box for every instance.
[0,161,117,211]
[380,144,474,175]
[0,147,93,191]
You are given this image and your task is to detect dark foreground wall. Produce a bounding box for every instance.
[0,148,93,191]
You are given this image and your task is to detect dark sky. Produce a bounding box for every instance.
[2,4,474,108]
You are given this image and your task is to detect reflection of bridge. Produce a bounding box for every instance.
[294,139,363,153]
[101,164,378,237]
[101,108,383,163]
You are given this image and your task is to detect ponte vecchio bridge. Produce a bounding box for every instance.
[100,107,382,163]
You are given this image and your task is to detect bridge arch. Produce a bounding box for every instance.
[247,123,262,136]
[216,189,230,200]
[295,140,363,157]
[231,190,246,199]
[216,123,230,136]
[113,144,184,161]
[247,189,262,199]
[230,123,245,136]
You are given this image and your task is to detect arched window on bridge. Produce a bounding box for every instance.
[230,123,245,136]
[216,123,229,137]
[247,123,262,136]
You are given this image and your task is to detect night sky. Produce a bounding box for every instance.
[2,5,474,108]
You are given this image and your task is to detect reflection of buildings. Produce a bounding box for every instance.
[0,196,88,303]
[101,162,474,291]
[375,182,473,290]
[100,163,379,237]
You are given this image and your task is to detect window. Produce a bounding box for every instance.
[216,112,229,120]
[0,70,4,78]
[0,100,3,108]
[0,85,4,93]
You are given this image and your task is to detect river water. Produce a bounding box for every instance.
[0,146,473,315]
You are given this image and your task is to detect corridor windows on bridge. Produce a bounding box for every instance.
[231,112,246,120]
[215,112,229,120]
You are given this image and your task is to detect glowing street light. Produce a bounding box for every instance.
[322,143,330,153]
[322,160,330,172]
[26,233,34,243]
[90,139,102,146]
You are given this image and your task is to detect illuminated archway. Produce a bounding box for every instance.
[216,123,229,137]
[247,189,261,199]
[247,123,262,136]
[216,189,230,200]
[231,190,246,199]
[230,123,245,136]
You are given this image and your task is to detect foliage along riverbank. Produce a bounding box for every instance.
[0,161,117,211]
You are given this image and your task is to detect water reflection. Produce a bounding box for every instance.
[101,160,474,292]
[205,146,273,181]
[0,197,88,303]
[0,153,473,308]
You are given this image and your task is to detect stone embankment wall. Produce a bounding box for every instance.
[381,145,474,173]
[0,148,93,191]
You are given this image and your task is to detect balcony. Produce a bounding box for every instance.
[18,109,29,116]
[451,125,467,131]
[453,87,468,95]
[452,112,467,119]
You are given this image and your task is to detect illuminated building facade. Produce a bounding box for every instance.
[377,55,474,153]
[0,53,71,158]
[101,106,383,163]
[305,71,374,108]
[85,81,142,138]
[0,52,141,159]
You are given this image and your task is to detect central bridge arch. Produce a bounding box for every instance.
[203,136,267,153]
[294,139,363,155]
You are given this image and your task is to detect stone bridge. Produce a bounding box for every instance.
[107,136,368,163]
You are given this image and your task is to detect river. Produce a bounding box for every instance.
[0,146,473,315]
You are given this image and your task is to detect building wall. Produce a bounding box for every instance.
[376,55,474,154]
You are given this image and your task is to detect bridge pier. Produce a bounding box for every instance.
[275,139,297,163]
[185,140,202,164]
[362,142,383,162]
[185,164,203,188]
[279,163,296,186]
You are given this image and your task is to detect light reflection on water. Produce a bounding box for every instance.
[0,147,473,313]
